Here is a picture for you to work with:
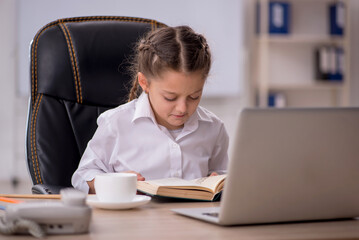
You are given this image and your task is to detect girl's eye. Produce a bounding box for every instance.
[164,97,176,102]
[189,96,200,101]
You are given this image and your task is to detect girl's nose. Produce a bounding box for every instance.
[176,100,187,113]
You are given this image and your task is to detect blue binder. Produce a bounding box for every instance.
[268,1,290,34]
[268,94,276,107]
[329,47,344,81]
[268,93,286,107]
[329,2,345,36]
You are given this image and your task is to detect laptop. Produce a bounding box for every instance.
[172,108,359,225]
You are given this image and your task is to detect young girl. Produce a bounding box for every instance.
[72,26,229,194]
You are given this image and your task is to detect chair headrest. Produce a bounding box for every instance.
[31,16,166,107]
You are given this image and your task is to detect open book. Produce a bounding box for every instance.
[137,174,226,201]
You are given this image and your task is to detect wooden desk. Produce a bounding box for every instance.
[1,199,359,240]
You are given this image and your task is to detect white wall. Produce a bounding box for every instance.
[0,0,17,181]
[17,0,244,98]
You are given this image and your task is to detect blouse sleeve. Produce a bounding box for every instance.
[71,115,117,192]
[208,123,229,175]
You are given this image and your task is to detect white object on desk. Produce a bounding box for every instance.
[94,173,137,203]
[86,195,151,210]
[0,188,91,237]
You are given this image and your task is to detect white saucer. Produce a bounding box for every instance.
[86,195,151,210]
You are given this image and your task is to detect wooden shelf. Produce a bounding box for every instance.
[268,82,344,91]
[252,0,350,108]
[257,35,345,44]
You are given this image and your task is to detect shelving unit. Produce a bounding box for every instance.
[253,0,350,107]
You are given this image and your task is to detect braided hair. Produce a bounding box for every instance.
[128,26,211,102]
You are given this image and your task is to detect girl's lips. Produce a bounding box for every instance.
[172,114,185,118]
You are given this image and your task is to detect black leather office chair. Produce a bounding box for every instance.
[26,16,165,194]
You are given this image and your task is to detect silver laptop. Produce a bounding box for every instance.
[172,108,359,225]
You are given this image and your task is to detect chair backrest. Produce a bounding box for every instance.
[26,16,165,188]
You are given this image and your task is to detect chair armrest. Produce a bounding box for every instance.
[31,184,69,194]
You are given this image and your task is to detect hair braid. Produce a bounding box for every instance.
[127,76,141,102]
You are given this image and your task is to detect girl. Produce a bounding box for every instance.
[72,26,229,194]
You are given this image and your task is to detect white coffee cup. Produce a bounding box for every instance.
[94,173,137,203]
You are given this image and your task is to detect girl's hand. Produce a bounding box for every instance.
[123,171,146,181]
[209,172,218,177]
[87,179,96,194]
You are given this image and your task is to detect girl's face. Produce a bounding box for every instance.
[138,70,205,130]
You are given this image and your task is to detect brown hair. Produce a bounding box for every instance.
[128,25,212,102]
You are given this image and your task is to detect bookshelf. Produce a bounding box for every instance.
[253,0,350,107]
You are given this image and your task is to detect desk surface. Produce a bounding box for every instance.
[2,199,359,240]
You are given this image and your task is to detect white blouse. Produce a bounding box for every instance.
[71,93,229,192]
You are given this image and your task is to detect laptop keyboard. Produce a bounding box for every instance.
[202,212,219,218]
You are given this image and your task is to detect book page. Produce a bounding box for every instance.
[145,178,202,187]
[189,174,226,192]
